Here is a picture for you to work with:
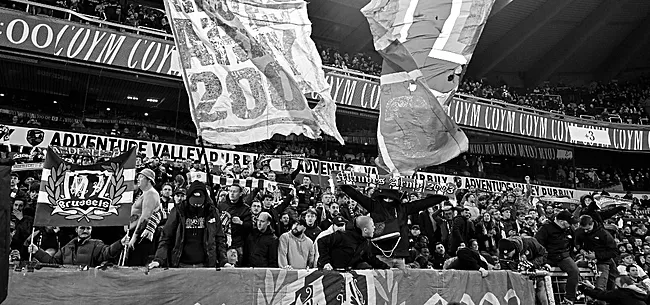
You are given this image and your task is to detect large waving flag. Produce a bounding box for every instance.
[362,0,495,175]
[34,147,136,227]
[165,0,343,145]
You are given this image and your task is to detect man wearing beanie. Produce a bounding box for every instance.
[498,236,549,304]
[278,215,315,269]
[535,210,579,305]
[127,168,161,266]
[149,181,229,268]
[338,185,448,269]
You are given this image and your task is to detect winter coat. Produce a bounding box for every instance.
[340,185,447,258]
[581,285,649,305]
[534,221,573,262]
[501,236,548,269]
[575,225,618,263]
[449,215,473,255]
[245,228,278,267]
[261,195,292,237]
[304,225,322,242]
[154,181,228,267]
[218,195,253,249]
[447,248,488,271]
[317,229,389,270]
[33,238,122,267]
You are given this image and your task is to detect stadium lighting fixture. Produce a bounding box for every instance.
[146,98,159,103]
[53,101,57,104]
[106,108,111,111]
[144,113,149,116]
[0,93,4,97]
[127,96,139,101]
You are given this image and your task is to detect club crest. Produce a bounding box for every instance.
[45,162,126,222]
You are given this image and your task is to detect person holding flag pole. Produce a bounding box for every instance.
[126,168,161,266]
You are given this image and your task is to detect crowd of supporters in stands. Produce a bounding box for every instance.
[459,78,650,125]
[9,156,650,280]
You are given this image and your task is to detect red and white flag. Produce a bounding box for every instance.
[362,0,495,174]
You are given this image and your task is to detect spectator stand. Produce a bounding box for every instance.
[6,0,171,40]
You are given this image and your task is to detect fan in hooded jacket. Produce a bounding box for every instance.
[148,181,229,268]
[579,275,650,305]
[339,185,448,269]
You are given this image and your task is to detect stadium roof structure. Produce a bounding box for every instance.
[309,0,650,86]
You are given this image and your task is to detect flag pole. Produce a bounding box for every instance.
[198,136,213,198]
[28,227,35,262]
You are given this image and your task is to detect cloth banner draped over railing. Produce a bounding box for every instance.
[5,268,535,305]
[188,172,293,190]
[164,0,343,145]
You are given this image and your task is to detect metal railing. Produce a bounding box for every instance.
[7,0,173,40]
[4,0,648,129]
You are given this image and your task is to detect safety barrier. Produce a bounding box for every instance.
[548,267,595,305]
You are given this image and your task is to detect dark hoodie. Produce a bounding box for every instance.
[154,181,228,267]
[582,285,649,305]
[339,185,448,258]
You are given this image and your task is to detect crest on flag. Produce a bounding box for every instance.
[362,0,496,174]
[35,147,137,227]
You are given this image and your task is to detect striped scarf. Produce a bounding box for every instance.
[141,209,163,242]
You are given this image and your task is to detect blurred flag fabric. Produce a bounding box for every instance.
[34,147,136,227]
[164,0,344,145]
[362,0,495,175]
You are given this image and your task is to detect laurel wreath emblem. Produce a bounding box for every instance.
[45,162,126,222]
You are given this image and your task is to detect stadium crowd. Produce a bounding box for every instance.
[3,107,650,194]
[459,78,650,125]
[8,154,650,304]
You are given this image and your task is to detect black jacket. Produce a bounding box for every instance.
[262,194,292,237]
[581,285,649,305]
[340,185,447,258]
[304,225,322,242]
[154,184,228,267]
[535,221,573,262]
[448,248,488,271]
[244,228,278,267]
[575,224,618,263]
[218,196,253,249]
[317,229,389,270]
[449,215,473,255]
[33,238,122,267]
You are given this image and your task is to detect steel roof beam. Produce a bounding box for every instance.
[596,12,650,80]
[524,0,629,86]
[470,0,577,78]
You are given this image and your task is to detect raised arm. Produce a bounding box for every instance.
[339,185,374,212]
[405,195,448,215]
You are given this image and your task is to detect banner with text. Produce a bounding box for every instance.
[331,170,457,195]
[2,124,647,200]
[6,268,535,304]
[469,142,573,160]
[447,98,650,151]
[0,8,179,76]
